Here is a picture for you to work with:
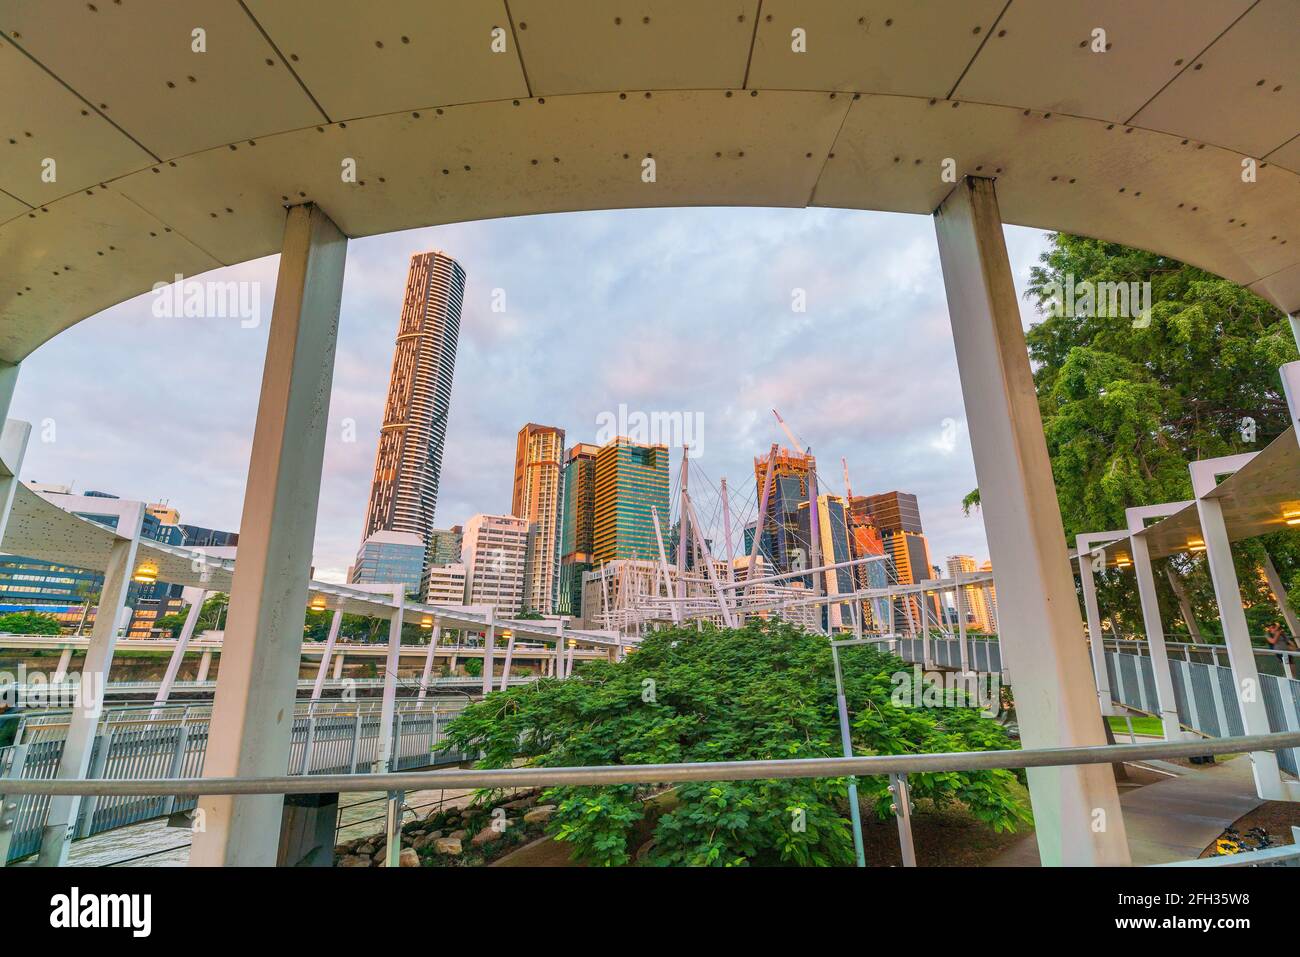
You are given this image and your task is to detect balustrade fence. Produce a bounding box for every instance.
[0,699,466,864]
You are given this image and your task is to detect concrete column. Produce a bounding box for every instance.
[191,203,348,867]
[154,586,207,710]
[1122,520,1182,740]
[934,176,1128,865]
[1191,456,1298,801]
[417,623,441,701]
[1261,553,1300,642]
[499,629,516,691]
[53,647,73,684]
[375,586,404,773]
[332,652,344,680]
[197,649,213,684]
[38,502,144,865]
[310,610,342,701]
[955,576,970,673]
[0,414,31,552]
[1076,533,1125,716]
[481,607,496,696]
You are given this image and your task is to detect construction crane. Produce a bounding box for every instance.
[842,457,854,502]
[771,409,810,455]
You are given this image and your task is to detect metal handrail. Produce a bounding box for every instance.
[4,729,1297,798]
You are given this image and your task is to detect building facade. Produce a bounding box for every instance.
[511,423,566,614]
[592,439,670,567]
[359,250,466,568]
[348,530,426,596]
[426,526,463,567]
[750,447,817,578]
[862,491,939,632]
[423,562,468,606]
[558,442,599,617]
[461,513,529,617]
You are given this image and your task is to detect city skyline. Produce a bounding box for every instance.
[8,207,1053,582]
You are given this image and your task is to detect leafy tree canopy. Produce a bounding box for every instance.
[0,611,62,635]
[1024,233,1294,538]
[443,620,1029,866]
[964,234,1300,639]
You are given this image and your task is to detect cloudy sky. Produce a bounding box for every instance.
[10,207,1051,582]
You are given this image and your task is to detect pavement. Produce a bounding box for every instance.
[993,755,1264,866]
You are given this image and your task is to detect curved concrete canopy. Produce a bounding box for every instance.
[1,0,1297,365]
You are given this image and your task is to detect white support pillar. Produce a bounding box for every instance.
[38,502,144,866]
[375,586,405,773]
[481,607,496,697]
[311,610,343,702]
[499,630,516,691]
[190,203,348,867]
[0,415,31,552]
[1122,510,1185,741]
[196,649,213,684]
[1075,532,1127,716]
[332,652,344,680]
[934,176,1128,865]
[1190,456,1298,801]
[555,618,566,679]
[955,575,970,674]
[53,647,74,684]
[1261,553,1300,643]
[153,586,208,711]
[417,623,441,701]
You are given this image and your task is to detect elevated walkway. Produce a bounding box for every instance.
[995,755,1266,866]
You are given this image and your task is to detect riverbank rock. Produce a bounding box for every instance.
[471,825,506,847]
[523,805,555,825]
[434,837,463,856]
[337,854,371,867]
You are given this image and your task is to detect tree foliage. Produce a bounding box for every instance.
[964,234,1300,639]
[442,620,1029,866]
[0,611,62,635]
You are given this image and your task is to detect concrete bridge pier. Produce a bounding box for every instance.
[934,176,1128,866]
[190,203,348,867]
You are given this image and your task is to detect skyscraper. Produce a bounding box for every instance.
[593,438,670,567]
[752,447,816,577]
[558,442,599,617]
[798,493,853,630]
[511,423,566,614]
[359,251,466,575]
[946,554,997,631]
[862,491,938,631]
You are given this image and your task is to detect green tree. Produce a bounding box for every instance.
[154,611,188,638]
[0,610,63,635]
[442,621,1028,866]
[196,593,228,632]
[964,234,1299,638]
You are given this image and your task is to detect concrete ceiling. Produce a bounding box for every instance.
[0,0,1296,365]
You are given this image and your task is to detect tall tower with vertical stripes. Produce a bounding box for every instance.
[359,251,466,573]
[511,423,566,614]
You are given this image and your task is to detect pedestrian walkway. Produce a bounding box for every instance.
[994,756,1264,865]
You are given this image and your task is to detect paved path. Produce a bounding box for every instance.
[994,756,1264,866]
